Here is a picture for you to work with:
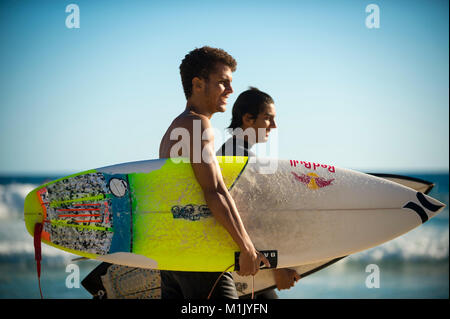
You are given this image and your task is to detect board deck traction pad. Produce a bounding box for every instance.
[25,156,258,271]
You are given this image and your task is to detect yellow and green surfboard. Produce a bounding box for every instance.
[24,156,248,271]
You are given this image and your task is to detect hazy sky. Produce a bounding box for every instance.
[0,0,448,174]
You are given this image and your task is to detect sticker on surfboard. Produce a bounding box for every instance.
[108,178,128,197]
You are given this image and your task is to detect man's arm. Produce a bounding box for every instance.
[187,116,269,276]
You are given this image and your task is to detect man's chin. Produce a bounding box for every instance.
[216,104,227,112]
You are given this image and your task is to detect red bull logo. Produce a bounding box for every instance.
[292,172,334,190]
[289,160,335,173]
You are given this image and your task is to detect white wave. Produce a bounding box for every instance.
[0,220,75,261]
[0,183,37,220]
[0,239,76,262]
[347,224,449,262]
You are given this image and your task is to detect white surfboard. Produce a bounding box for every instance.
[230,158,444,269]
[232,172,438,297]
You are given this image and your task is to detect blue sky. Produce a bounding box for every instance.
[0,0,448,174]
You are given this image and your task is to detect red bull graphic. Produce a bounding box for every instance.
[290,160,335,173]
[292,172,335,190]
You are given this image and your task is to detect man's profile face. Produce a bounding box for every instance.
[250,103,277,143]
[202,63,234,114]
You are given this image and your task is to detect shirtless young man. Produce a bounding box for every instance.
[158,46,270,299]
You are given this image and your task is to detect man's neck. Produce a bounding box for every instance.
[233,128,256,147]
[185,98,213,119]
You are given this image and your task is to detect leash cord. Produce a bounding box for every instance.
[207,264,255,299]
[207,264,234,299]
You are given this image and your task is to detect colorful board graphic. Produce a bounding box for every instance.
[25,157,247,271]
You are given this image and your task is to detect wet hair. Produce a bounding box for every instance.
[179,46,237,99]
[228,87,274,130]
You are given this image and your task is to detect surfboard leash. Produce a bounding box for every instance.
[207,264,255,300]
[251,275,255,299]
[34,223,44,299]
[207,264,234,299]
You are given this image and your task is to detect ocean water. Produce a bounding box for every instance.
[0,173,448,299]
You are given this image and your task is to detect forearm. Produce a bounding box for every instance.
[203,189,254,252]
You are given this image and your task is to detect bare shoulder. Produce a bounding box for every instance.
[173,112,211,130]
[159,111,212,158]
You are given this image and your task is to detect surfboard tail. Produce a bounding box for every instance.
[419,192,446,219]
[403,192,446,224]
[368,173,445,223]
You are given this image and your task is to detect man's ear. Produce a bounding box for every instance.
[242,113,255,127]
[192,77,204,93]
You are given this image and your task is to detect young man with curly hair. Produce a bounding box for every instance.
[158,46,270,299]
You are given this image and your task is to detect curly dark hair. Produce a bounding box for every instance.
[179,46,237,99]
